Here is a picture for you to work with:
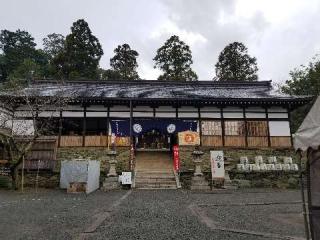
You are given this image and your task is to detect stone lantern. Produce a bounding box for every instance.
[192,149,204,176]
[107,150,118,177]
[102,150,120,191]
[190,147,210,191]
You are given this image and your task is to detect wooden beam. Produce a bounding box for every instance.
[265,107,271,147]
[287,106,293,147]
[220,107,225,147]
[82,105,87,147]
[198,107,202,146]
[106,106,110,142]
[58,109,62,147]
[129,100,133,143]
[243,107,248,147]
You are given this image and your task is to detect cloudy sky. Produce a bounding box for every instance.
[1,0,319,82]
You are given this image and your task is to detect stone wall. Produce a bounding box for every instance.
[57,146,131,173]
[179,146,297,172]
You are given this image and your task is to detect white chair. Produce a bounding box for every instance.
[252,164,261,171]
[282,164,291,171]
[266,164,275,171]
[240,156,249,165]
[249,164,256,171]
[267,156,277,164]
[237,164,245,171]
[275,163,283,171]
[242,164,250,172]
[255,156,264,165]
[290,164,299,171]
[283,157,293,164]
[260,163,267,171]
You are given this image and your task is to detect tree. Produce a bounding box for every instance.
[215,42,258,81]
[110,44,140,80]
[153,35,198,81]
[281,56,320,131]
[43,33,65,60]
[8,59,41,81]
[98,68,121,81]
[0,54,5,81]
[0,79,73,189]
[0,30,38,79]
[53,19,103,80]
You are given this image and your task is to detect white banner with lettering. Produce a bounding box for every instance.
[210,151,225,179]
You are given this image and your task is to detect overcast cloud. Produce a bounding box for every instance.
[0,0,319,82]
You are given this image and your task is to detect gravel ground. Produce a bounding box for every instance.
[0,188,306,240]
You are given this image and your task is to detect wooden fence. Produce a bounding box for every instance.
[57,135,291,148]
[59,135,131,147]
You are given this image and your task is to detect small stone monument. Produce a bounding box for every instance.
[102,150,120,191]
[190,148,210,190]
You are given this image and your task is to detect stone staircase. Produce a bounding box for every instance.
[134,151,177,189]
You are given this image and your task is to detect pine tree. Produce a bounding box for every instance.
[53,19,103,79]
[215,42,258,81]
[110,44,140,80]
[154,35,198,81]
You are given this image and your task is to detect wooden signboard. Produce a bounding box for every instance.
[178,131,200,146]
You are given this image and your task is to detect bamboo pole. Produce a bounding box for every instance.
[298,150,310,240]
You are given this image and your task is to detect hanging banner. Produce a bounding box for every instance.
[173,145,180,171]
[178,131,200,146]
[210,151,225,179]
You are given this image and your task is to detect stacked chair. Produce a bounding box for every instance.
[237,156,299,172]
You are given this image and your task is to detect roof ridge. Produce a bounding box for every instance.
[31,79,272,87]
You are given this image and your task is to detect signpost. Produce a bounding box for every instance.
[173,145,180,171]
[178,131,200,146]
[210,151,225,187]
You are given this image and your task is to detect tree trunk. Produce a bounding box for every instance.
[10,166,19,190]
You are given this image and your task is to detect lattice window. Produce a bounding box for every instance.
[201,121,222,136]
[247,121,268,137]
[224,121,245,136]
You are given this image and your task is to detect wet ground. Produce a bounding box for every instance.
[0,188,306,240]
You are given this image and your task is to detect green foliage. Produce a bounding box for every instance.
[53,19,103,80]
[110,44,140,80]
[0,29,38,80]
[154,35,198,81]
[43,33,65,60]
[281,56,320,132]
[8,58,41,81]
[215,42,258,81]
[98,68,122,80]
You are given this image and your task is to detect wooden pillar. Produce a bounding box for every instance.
[58,109,62,147]
[220,107,225,147]
[243,107,248,147]
[198,107,202,146]
[265,107,271,147]
[106,106,110,147]
[287,105,293,147]
[82,105,87,147]
[129,100,133,170]
[129,100,133,143]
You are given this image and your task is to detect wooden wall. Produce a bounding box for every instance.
[59,136,131,147]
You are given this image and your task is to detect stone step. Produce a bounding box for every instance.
[136,173,173,177]
[135,183,177,189]
[135,179,176,184]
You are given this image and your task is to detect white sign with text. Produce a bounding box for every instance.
[210,151,225,179]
